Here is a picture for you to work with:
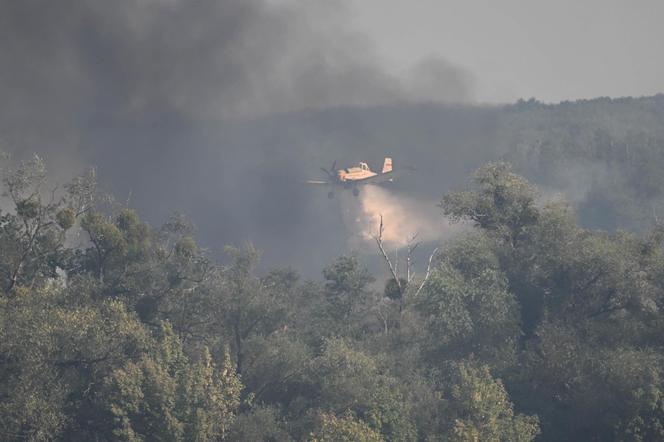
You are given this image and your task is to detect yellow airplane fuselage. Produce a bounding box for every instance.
[337,162,377,182]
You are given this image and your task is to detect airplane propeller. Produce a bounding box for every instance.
[320,161,338,182]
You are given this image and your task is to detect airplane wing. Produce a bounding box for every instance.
[357,165,415,185]
[357,171,395,185]
[305,180,330,185]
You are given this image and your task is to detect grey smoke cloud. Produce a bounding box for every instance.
[0,0,474,125]
[406,57,475,104]
[0,0,476,273]
[339,185,462,249]
[5,0,652,276]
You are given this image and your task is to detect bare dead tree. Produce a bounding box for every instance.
[653,204,660,225]
[1,155,60,293]
[373,215,439,303]
[373,294,391,334]
[414,246,439,297]
[374,215,402,294]
[406,233,420,285]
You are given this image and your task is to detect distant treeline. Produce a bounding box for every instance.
[74,94,664,272]
[2,157,664,441]
[7,95,664,274]
[289,94,664,232]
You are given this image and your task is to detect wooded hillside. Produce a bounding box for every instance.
[2,157,664,441]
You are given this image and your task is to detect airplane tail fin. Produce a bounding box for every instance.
[382,157,393,174]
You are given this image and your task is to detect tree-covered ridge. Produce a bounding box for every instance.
[497,95,664,232]
[2,157,664,441]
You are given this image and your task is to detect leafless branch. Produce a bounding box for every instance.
[414,247,439,297]
[394,247,399,280]
[406,233,420,284]
[373,215,401,293]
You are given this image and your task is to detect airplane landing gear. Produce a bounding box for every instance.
[352,187,359,197]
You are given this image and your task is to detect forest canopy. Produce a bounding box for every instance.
[2,157,664,441]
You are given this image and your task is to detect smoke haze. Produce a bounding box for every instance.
[0,0,477,274]
[2,1,664,275]
[341,185,460,248]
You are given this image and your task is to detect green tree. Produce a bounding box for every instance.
[320,256,375,336]
[304,338,416,442]
[103,323,241,442]
[310,412,384,442]
[416,263,521,368]
[229,405,293,442]
[444,363,540,442]
[0,283,149,441]
[214,245,291,376]
[441,162,539,245]
[0,155,73,294]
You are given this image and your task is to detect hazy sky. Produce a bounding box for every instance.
[347,0,664,103]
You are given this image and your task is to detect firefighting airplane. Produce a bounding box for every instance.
[306,157,397,198]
